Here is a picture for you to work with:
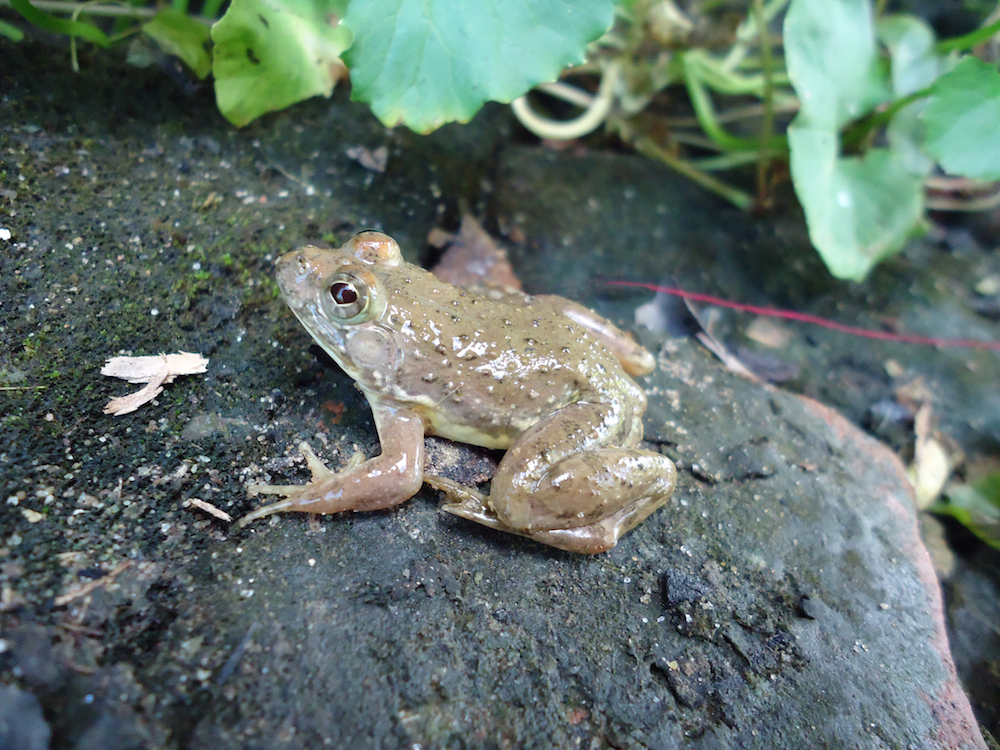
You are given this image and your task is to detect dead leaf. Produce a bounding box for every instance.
[345,145,388,173]
[745,317,793,348]
[102,351,209,416]
[429,215,523,292]
[894,376,935,413]
[909,403,962,509]
[696,332,759,381]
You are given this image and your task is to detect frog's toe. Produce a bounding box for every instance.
[425,475,502,530]
[241,480,326,527]
[440,499,505,531]
[425,474,487,506]
[296,441,359,483]
[246,481,307,498]
[236,496,299,528]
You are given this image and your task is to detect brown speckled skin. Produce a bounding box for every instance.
[242,232,676,553]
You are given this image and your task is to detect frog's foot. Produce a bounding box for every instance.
[424,474,505,531]
[426,474,613,553]
[529,494,669,553]
[239,443,365,528]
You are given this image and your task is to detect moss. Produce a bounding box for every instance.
[2,414,29,429]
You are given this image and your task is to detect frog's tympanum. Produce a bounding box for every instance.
[240,232,676,553]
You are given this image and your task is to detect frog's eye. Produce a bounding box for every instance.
[330,282,358,306]
[326,274,370,320]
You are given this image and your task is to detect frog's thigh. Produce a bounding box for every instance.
[490,405,675,533]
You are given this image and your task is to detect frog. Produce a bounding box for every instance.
[239,231,676,553]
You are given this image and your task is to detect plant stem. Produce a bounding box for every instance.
[840,87,931,151]
[722,0,789,73]
[683,53,787,154]
[936,16,1000,53]
[511,63,619,141]
[751,0,776,209]
[0,17,25,38]
[199,0,225,18]
[631,135,754,210]
[0,0,157,18]
[7,0,111,44]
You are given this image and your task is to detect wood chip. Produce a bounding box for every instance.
[102,352,209,415]
[187,498,232,522]
[53,560,131,607]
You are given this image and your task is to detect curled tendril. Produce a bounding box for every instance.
[511,62,620,141]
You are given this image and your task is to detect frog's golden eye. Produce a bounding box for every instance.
[326,273,370,320]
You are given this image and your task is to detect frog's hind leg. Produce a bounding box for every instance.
[427,473,666,554]
[432,402,677,553]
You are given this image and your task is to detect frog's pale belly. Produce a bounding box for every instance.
[242,232,676,553]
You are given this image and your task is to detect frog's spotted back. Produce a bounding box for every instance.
[351,231,403,266]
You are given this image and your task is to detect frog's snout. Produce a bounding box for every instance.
[275,246,327,292]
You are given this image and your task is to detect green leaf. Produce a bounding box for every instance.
[143,9,212,80]
[9,0,111,48]
[933,474,1000,551]
[923,56,1000,181]
[342,0,616,133]
[877,15,942,97]
[211,0,352,127]
[784,0,890,130]
[784,0,925,280]
[877,15,947,176]
[788,125,924,281]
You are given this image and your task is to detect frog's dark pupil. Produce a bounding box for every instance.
[331,282,358,305]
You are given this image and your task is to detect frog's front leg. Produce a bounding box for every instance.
[238,406,425,527]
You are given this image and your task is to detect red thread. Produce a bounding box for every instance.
[608,280,1000,351]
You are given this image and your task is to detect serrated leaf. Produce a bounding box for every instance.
[788,125,923,281]
[143,9,212,80]
[923,56,1000,181]
[784,0,890,130]
[342,0,615,133]
[211,0,352,127]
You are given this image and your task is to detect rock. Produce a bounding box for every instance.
[179,340,983,749]
[0,48,987,750]
[0,685,50,750]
